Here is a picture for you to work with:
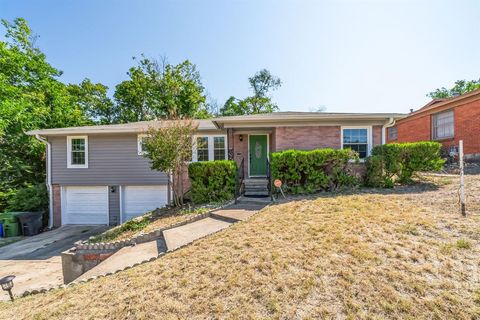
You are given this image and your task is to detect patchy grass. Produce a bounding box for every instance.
[1,173,479,319]
[89,205,215,243]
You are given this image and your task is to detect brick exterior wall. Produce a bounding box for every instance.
[387,98,480,158]
[372,125,383,147]
[275,126,341,151]
[52,184,62,227]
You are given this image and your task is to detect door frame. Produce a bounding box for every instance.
[247,134,269,178]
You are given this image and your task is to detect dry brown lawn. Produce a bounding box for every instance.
[1,173,479,319]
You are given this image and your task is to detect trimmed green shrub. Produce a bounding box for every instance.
[365,141,444,187]
[188,160,237,203]
[270,149,359,194]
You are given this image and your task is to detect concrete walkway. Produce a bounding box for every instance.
[163,217,232,251]
[72,201,267,283]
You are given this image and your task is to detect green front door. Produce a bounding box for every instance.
[249,135,268,176]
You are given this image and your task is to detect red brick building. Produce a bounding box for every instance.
[387,89,480,161]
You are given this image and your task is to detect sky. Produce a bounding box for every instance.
[1,0,479,114]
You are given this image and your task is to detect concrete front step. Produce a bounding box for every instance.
[244,178,269,186]
[244,191,270,196]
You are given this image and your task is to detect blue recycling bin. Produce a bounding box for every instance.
[0,222,3,238]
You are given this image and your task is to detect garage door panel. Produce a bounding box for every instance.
[64,187,108,225]
[123,186,167,222]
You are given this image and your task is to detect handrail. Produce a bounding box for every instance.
[266,157,273,201]
[235,158,245,204]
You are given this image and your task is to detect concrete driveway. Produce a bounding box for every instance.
[0,225,106,301]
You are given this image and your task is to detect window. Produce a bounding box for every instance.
[196,137,209,161]
[137,134,147,155]
[213,137,226,161]
[432,110,454,140]
[192,135,228,162]
[67,136,88,168]
[342,127,370,159]
[388,127,398,141]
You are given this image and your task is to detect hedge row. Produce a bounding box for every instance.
[365,141,444,187]
[188,160,237,203]
[270,149,359,194]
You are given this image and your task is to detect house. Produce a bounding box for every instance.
[27,112,404,227]
[386,89,480,161]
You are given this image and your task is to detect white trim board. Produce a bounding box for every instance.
[66,135,89,169]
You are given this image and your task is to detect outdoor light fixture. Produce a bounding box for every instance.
[239,135,243,142]
[0,275,15,301]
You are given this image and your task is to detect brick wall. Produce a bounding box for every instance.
[372,125,383,147]
[388,98,480,157]
[275,126,341,151]
[52,184,62,227]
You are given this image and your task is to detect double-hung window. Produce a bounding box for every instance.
[432,110,454,140]
[67,136,88,168]
[193,135,227,162]
[342,127,370,159]
[137,134,148,155]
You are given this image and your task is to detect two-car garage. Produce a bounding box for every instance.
[62,185,168,225]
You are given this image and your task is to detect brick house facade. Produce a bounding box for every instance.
[387,89,480,161]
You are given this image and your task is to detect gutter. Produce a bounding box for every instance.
[35,134,54,229]
[382,117,396,144]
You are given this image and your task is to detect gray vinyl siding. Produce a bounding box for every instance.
[108,186,120,226]
[49,134,169,185]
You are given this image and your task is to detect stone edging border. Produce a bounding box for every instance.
[19,203,258,299]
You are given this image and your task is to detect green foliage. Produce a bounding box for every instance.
[89,215,151,243]
[144,120,198,206]
[0,18,94,211]
[365,142,445,187]
[6,183,48,212]
[188,161,237,203]
[270,149,359,194]
[114,57,211,122]
[220,69,281,116]
[427,79,480,99]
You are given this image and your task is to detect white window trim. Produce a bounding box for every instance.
[67,136,88,169]
[137,134,147,155]
[432,110,454,140]
[192,134,228,162]
[340,126,372,159]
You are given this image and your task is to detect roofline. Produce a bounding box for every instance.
[212,113,406,128]
[397,88,480,123]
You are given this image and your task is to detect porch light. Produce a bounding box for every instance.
[239,135,243,142]
[0,275,15,301]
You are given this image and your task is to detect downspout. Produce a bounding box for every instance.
[382,117,396,145]
[35,134,54,229]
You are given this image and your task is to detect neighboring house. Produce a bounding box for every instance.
[386,89,480,161]
[28,112,404,227]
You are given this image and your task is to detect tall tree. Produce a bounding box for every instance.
[114,57,211,122]
[427,79,480,99]
[67,79,116,124]
[0,18,92,210]
[220,69,282,116]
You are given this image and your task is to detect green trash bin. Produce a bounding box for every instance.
[3,221,20,237]
[0,212,21,237]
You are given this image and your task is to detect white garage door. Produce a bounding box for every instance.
[63,186,109,225]
[123,185,168,222]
